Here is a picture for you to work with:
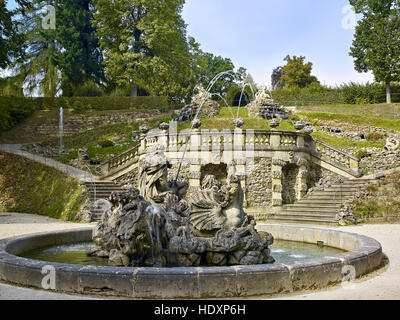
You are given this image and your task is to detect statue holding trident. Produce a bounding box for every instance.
[139,144,188,204]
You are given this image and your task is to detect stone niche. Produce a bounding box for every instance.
[200,163,228,183]
[282,164,299,205]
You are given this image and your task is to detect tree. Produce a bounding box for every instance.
[271,66,284,90]
[280,55,319,88]
[14,0,61,97]
[55,0,104,96]
[93,0,191,100]
[0,0,30,69]
[350,0,400,103]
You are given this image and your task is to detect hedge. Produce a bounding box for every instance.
[272,82,400,106]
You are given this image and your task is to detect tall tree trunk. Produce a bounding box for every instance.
[386,81,391,104]
[130,83,138,97]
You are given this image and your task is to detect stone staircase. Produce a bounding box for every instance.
[84,181,124,221]
[268,178,377,226]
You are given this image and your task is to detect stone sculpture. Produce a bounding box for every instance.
[175,85,221,121]
[385,137,400,151]
[138,144,188,203]
[89,145,274,267]
[247,86,275,116]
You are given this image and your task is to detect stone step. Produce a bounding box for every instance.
[267,216,337,226]
[310,191,358,196]
[281,207,338,214]
[277,210,336,217]
[284,203,340,208]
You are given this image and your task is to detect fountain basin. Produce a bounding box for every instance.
[0,225,383,298]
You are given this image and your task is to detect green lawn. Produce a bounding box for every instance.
[298,103,400,120]
[311,132,386,151]
[177,107,296,132]
[299,112,400,132]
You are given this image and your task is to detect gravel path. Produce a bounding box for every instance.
[0,144,96,181]
[0,213,399,300]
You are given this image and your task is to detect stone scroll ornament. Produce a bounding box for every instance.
[89,144,274,267]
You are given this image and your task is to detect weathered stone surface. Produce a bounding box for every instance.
[90,145,274,267]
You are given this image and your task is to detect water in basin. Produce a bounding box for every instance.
[20,240,345,267]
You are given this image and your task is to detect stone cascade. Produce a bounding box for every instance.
[96,127,363,216]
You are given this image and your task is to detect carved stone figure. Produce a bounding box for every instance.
[247,86,275,116]
[189,174,245,236]
[139,144,188,203]
[175,85,221,120]
[385,137,400,151]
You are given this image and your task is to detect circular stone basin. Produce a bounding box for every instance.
[0,225,383,298]
[20,240,346,266]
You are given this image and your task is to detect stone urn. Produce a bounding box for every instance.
[192,119,202,129]
[233,118,244,128]
[304,125,314,134]
[140,125,150,135]
[294,121,305,131]
[269,119,280,130]
[159,122,170,132]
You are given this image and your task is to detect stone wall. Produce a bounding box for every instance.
[36,110,168,137]
[0,110,173,143]
[245,158,273,207]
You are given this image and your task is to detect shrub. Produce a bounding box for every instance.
[74,81,104,97]
[99,140,114,148]
[71,100,85,113]
[0,97,36,133]
[366,132,384,141]
[354,149,368,159]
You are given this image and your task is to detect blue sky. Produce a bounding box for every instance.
[7,0,374,87]
[182,0,374,87]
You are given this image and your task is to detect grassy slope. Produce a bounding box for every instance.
[34,113,173,164]
[298,110,400,132]
[299,103,400,120]
[0,151,84,221]
[352,172,400,222]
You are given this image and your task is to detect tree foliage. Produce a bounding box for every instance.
[55,0,104,96]
[93,0,191,100]
[0,0,30,68]
[349,0,400,103]
[280,55,319,88]
[271,66,284,90]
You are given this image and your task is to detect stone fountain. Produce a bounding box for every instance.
[89,144,274,267]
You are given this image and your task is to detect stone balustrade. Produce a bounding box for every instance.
[98,143,140,176]
[141,129,311,155]
[99,128,360,183]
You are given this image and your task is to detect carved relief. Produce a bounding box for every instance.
[272,170,282,179]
